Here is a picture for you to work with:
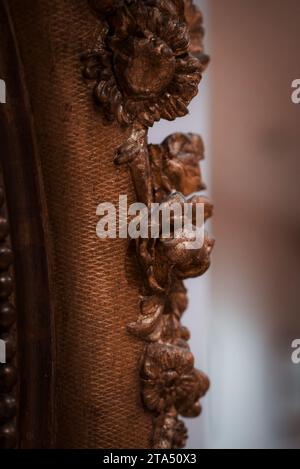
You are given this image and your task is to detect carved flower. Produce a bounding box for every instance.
[177,368,209,417]
[155,226,214,281]
[83,0,203,126]
[142,342,208,414]
[149,133,206,201]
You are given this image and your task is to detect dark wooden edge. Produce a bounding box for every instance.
[0,0,55,448]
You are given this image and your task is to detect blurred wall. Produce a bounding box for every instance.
[209,0,300,448]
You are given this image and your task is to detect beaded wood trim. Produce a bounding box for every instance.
[0,168,17,449]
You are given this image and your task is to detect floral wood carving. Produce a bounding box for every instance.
[84,0,203,127]
[0,169,17,449]
[82,0,213,448]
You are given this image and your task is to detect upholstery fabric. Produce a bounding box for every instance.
[9,0,152,448]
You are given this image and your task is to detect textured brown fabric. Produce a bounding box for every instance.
[9,0,153,448]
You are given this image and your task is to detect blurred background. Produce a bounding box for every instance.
[149,0,300,449]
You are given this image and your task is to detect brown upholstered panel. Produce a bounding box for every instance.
[9,0,152,448]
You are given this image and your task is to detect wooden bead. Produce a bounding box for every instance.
[0,246,13,270]
[0,302,16,330]
[0,365,17,392]
[0,422,17,449]
[0,273,13,299]
[0,395,17,422]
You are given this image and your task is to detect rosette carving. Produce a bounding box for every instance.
[82,0,213,448]
[142,343,209,416]
[83,0,203,126]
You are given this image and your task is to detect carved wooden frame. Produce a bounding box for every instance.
[0,0,213,449]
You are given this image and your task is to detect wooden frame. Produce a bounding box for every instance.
[0,0,212,449]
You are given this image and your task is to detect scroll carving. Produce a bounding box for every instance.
[82,0,213,448]
[0,169,17,449]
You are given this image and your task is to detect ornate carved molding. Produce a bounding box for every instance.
[0,169,17,449]
[82,0,213,448]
